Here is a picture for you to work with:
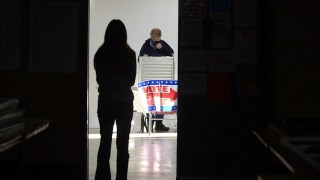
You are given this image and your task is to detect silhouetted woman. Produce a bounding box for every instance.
[94,19,136,180]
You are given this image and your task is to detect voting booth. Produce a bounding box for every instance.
[137,57,177,134]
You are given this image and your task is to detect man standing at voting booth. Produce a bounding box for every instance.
[139,28,174,132]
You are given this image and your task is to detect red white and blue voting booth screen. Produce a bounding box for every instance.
[138,80,178,113]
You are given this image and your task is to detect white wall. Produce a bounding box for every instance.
[89,0,178,128]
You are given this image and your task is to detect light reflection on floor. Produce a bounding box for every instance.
[88,132,177,139]
[89,132,177,180]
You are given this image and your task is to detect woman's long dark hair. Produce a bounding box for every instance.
[94,19,134,71]
[103,19,129,49]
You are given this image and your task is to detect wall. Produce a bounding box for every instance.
[0,0,88,179]
[275,1,320,118]
[177,0,268,178]
[89,0,179,128]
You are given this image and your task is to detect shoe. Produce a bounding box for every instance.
[154,124,170,132]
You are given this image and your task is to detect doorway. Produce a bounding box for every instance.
[88,0,178,129]
[88,0,179,179]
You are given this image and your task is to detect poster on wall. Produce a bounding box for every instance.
[234,29,257,64]
[0,0,21,70]
[208,72,231,102]
[180,18,203,46]
[179,73,207,95]
[211,21,232,49]
[209,50,236,72]
[179,49,207,72]
[28,1,79,73]
[234,0,257,28]
[179,0,207,18]
[209,0,231,20]
[237,72,257,97]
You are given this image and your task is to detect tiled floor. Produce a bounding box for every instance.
[89,129,177,180]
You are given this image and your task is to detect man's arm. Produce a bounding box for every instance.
[139,43,148,57]
[160,40,174,56]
